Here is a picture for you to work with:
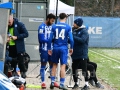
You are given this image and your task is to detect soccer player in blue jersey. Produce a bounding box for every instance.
[48,13,74,90]
[38,13,59,89]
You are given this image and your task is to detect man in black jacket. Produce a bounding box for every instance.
[8,10,29,78]
[71,18,89,90]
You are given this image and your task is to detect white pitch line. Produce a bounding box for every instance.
[89,49,120,64]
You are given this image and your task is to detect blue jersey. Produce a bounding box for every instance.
[48,22,74,49]
[38,23,52,51]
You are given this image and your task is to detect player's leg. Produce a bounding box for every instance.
[59,49,68,90]
[48,55,59,87]
[40,51,48,89]
[48,55,53,77]
[50,63,59,89]
[50,48,59,89]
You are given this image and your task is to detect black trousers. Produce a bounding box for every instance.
[9,45,27,72]
[88,61,97,72]
[9,45,17,72]
[87,62,98,83]
[4,63,8,76]
[72,59,88,82]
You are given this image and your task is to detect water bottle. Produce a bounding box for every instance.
[16,65,21,76]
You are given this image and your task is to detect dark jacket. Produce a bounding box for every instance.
[71,27,89,60]
[9,18,29,53]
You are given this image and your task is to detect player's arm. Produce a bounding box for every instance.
[47,25,55,50]
[68,27,74,55]
[68,27,74,49]
[68,32,74,49]
[47,31,54,50]
[47,31,54,55]
[38,26,48,43]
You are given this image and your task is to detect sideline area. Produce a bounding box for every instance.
[25,62,115,90]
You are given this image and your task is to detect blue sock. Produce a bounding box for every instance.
[40,65,46,82]
[51,76,55,83]
[60,78,65,86]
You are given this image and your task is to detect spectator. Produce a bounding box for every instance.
[48,13,74,90]
[87,57,104,89]
[8,10,29,78]
[38,13,57,89]
[71,17,89,90]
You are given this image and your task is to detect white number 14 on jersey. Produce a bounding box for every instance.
[55,29,65,40]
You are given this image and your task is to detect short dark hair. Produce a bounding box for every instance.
[59,13,67,19]
[46,13,56,20]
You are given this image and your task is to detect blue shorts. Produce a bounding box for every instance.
[51,48,68,65]
[40,50,51,63]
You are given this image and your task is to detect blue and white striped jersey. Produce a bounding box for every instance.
[38,22,52,51]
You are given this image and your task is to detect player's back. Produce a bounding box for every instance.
[52,22,71,49]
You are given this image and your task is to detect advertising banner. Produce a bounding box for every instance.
[75,16,120,47]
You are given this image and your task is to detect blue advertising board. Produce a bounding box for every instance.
[75,16,120,47]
